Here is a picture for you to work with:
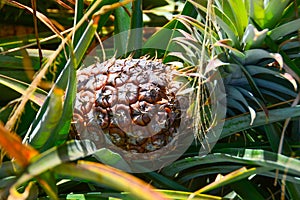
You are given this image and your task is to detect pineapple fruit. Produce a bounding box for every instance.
[73,57,192,156]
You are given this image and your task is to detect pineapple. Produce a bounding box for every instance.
[73,57,193,156]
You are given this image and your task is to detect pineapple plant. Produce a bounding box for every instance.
[1,0,300,199]
[165,0,299,125]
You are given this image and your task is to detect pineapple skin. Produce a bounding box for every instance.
[74,58,192,157]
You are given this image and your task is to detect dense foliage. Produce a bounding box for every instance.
[0,0,300,199]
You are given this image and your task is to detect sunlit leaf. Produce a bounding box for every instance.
[190,167,267,196]
[11,140,97,191]
[26,87,64,149]
[0,74,46,106]
[264,0,291,29]
[0,123,38,167]
[54,161,170,200]
[160,189,222,200]
[227,0,248,39]
[247,0,265,27]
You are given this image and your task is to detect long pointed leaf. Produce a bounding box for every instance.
[162,148,300,177]
[269,18,300,40]
[0,74,46,106]
[54,161,169,200]
[0,123,38,168]
[191,167,268,195]
[220,106,300,140]
[127,0,143,57]
[264,0,291,29]
[11,140,97,190]
[26,87,64,149]
[143,1,198,56]
[114,1,131,55]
